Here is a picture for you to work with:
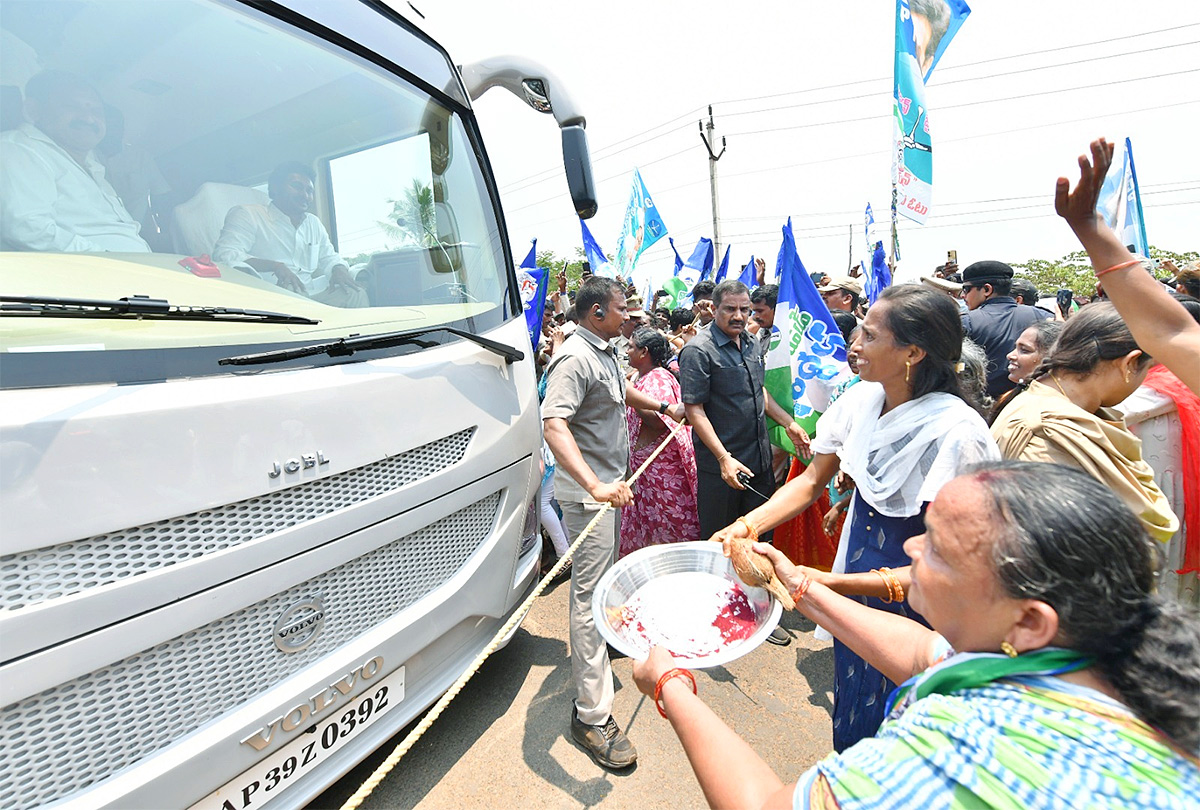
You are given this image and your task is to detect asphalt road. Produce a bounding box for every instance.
[310,570,835,810]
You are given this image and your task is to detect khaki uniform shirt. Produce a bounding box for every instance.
[543,327,630,503]
[992,380,1178,543]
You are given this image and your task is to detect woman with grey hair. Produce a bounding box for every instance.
[635,461,1200,809]
[956,338,993,417]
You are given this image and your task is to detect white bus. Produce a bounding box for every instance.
[0,1,595,807]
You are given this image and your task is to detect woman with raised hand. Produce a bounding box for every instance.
[991,302,1178,543]
[634,462,1200,809]
[619,326,700,556]
[1056,138,1200,394]
[709,284,999,751]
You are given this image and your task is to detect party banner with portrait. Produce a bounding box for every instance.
[893,0,970,224]
[615,168,668,283]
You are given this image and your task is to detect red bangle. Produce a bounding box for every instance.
[789,574,812,604]
[1095,258,1141,278]
[654,667,697,717]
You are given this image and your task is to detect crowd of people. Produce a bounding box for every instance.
[536,139,1199,806]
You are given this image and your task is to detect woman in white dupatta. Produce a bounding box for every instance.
[711,285,999,751]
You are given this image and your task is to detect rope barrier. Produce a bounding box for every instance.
[339,416,689,810]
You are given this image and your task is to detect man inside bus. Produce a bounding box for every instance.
[0,70,151,252]
[542,276,685,771]
[212,161,367,307]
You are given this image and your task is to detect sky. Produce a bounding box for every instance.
[396,0,1198,285]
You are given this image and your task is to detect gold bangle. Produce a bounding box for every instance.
[883,567,904,603]
[736,516,759,543]
[872,568,896,603]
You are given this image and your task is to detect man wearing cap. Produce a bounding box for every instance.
[817,275,864,320]
[960,260,1051,397]
[612,297,647,376]
[920,274,967,314]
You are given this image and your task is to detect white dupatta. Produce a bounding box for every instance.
[811,381,1000,519]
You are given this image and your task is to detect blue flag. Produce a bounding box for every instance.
[764,219,848,452]
[863,203,891,304]
[1096,137,1150,257]
[663,237,713,307]
[714,245,731,283]
[615,168,668,283]
[868,243,891,305]
[670,237,684,276]
[737,255,757,289]
[893,0,971,224]
[580,219,617,278]
[1122,138,1149,257]
[517,240,547,349]
[687,238,715,284]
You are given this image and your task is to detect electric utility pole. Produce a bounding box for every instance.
[699,106,726,261]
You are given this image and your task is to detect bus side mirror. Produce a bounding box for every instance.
[561,125,596,220]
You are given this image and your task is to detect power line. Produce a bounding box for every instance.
[599,98,1200,204]
[710,22,1200,108]
[717,40,1199,122]
[726,68,1200,137]
[495,28,1200,195]
[500,118,697,194]
[711,197,1198,243]
[627,185,1200,245]
[505,94,1200,231]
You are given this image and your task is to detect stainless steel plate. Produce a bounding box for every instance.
[592,541,782,668]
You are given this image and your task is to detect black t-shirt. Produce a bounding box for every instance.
[679,324,771,475]
[962,297,1051,397]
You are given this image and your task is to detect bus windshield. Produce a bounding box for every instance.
[0,0,512,387]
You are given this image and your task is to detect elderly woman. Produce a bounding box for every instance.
[991,302,1178,543]
[620,326,700,555]
[711,284,998,750]
[634,461,1200,809]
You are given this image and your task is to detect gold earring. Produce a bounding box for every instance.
[905,360,911,383]
[1000,641,1018,658]
[1124,370,1131,384]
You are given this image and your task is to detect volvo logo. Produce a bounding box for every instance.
[273,596,326,653]
[269,451,330,478]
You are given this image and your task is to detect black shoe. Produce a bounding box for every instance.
[570,707,637,769]
[766,626,792,646]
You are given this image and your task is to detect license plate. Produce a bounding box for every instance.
[191,667,404,810]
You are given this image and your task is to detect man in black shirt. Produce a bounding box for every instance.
[679,280,808,542]
[960,260,1051,398]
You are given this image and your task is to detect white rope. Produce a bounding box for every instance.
[339,417,689,810]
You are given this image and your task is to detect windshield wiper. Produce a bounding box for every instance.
[219,326,524,366]
[1,295,319,325]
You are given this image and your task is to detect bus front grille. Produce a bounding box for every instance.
[0,491,500,810]
[1,428,475,612]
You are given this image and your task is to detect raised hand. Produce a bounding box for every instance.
[1054,137,1114,234]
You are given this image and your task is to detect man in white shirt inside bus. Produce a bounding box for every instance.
[213,161,368,307]
[0,71,151,253]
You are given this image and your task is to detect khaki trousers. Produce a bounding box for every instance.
[559,499,621,726]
